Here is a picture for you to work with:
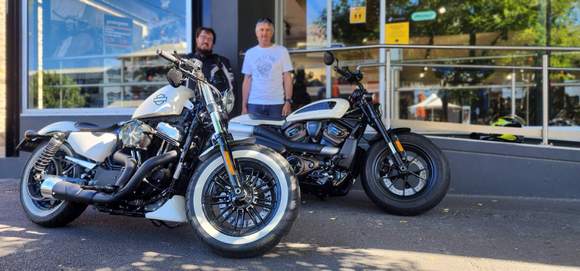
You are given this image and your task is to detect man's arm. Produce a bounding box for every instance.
[282,72,293,116]
[242,75,252,114]
[220,57,236,93]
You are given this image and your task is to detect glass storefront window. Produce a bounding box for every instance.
[284,0,381,103]
[549,69,580,127]
[396,66,537,126]
[27,0,189,109]
[282,0,580,141]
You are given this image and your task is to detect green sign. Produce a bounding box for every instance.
[411,10,437,22]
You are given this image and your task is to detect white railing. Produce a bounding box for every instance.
[288,44,580,145]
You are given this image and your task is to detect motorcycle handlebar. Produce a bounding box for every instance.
[334,66,350,78]
[156,49,180,65]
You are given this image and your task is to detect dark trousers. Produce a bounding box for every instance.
[248,103,284,120]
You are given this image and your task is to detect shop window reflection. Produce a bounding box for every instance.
[27,0,188,109]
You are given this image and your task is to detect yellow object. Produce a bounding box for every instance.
[349,6,366,24]
[385,22,410,44]
[394,140,405,153]
[223,151,236,176]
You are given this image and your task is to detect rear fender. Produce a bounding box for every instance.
[17,121,84,152]
[15,130,53,152]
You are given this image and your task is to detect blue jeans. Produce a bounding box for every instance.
[247,103,284,120]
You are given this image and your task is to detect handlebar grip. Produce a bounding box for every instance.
[156,49,180,64]
[335,67,350,79]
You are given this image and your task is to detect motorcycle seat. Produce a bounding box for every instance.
[230,114,285,127]
[76,122,121,133]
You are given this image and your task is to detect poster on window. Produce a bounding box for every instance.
[103,15,133,54]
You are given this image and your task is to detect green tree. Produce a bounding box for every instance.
[30,72,86,108]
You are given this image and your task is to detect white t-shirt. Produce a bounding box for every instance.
[242,44,293,105]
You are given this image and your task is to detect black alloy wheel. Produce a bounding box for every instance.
[373,146,434,199]
[201,160,280,237]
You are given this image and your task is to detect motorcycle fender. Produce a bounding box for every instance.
[15,130,52,152]
[16,121,82,152]
[198,138,257,162]
[367,127,411,144]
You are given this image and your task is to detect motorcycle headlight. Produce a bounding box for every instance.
[221,89,235,114]
[119,120,155,149]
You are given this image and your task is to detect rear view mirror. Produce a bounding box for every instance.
[323,51,335,66]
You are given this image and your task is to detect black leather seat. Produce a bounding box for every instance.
[76,122,120,133]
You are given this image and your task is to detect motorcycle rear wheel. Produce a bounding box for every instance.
[19,142,87,227]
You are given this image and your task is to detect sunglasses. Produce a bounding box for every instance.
[257,17,273,24]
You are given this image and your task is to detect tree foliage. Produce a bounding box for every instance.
[30,72,86,108]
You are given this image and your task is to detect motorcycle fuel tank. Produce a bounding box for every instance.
[286,98,350,123]
[132,85,194,119]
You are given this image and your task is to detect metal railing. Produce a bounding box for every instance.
[288,44,580,145]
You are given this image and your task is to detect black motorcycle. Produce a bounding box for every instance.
[230,51,450,215]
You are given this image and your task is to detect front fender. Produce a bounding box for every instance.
[366,127,412,144]
[198,138,257,162]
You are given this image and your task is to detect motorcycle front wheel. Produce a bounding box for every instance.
[361,132,450,216]
[186,145,299,258]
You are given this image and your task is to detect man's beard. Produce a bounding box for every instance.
[196,46,212,55]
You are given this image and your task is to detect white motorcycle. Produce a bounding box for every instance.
[17,50,299,258]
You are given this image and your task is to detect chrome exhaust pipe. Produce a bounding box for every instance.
[40,175,64,199]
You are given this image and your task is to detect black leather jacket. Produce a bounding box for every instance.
[186,51,236,95]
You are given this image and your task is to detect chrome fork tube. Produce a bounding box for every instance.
[199,82,244,196]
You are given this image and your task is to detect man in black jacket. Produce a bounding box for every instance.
[187,27,236,114]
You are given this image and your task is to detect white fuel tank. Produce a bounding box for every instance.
[132,85,194,119]
[286,98,350,123]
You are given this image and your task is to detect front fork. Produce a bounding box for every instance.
[364,102,408,172]
[200,83,245,198]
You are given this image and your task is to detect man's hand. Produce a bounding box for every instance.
[282,102,292,117]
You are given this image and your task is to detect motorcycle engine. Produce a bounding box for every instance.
[284,123,307,142]
[321,122,349,146]
[283,121,349,146]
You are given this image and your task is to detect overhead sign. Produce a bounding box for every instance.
[411,10,437,22]
[349,6,366,24]
[385,21,409,44]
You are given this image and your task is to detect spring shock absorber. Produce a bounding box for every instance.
[33,133,65,180]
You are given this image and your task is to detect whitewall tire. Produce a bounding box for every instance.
[186,145,299,258]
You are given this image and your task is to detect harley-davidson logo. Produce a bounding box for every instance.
[153,94,167,105]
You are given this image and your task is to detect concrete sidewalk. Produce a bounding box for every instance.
[1,178,579,270]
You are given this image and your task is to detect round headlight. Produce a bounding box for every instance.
[119,120,154,149]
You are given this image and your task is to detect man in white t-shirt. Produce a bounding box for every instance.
[241,18,293,120]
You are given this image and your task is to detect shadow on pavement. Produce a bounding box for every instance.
[1,179,579,270]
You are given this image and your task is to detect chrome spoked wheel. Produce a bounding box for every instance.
[202,160,280,237]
